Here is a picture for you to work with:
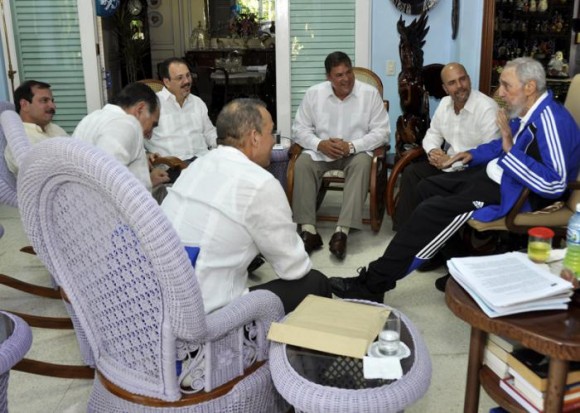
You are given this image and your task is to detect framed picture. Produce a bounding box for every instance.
[149,11,163,28]
[148,0,161,9]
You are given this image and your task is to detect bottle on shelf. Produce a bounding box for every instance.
[563,203,580,277]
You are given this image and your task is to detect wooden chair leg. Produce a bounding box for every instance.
[5,311,73,329]
[0,273,61,299]
[14,358,94,379]
[20,245,35,255]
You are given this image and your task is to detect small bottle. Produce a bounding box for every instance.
[563,204,580,277]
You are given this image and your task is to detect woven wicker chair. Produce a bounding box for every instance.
[286,67,390,233]
[17,137,287,412]
[0,109,95,379]
[0,311,32,412]
[0,108,67,305]
[0,102,18,208]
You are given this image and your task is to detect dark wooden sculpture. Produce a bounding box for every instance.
[395,13,430,159]
[452,0,459,40]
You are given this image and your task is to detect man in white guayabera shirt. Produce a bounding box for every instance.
[146,57,217,175]
[291,51,390,260]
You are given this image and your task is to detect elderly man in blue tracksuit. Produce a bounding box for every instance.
[330,57,580,301]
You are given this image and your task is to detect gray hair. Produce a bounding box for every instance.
[216,99,266,147]
[505,57,547,94]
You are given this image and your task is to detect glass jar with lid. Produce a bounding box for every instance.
[189,21,208,50]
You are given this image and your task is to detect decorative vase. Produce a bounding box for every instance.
[538,0,548,12]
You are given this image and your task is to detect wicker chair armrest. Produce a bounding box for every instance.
[505,179,580,234]
[205,290,284,341]
[152,156,189,170]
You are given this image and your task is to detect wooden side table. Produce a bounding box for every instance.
[445,278,580,413]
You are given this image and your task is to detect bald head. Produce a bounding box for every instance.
[441,63,467,83]
[441,62,472,111]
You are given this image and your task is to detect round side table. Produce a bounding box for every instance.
[269,301,432,413]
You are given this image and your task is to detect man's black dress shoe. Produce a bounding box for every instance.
[299,231,323,254]
[247,254,266,273]
[435,273,451,292]
[329,276,384,303]
[329,232,347,259]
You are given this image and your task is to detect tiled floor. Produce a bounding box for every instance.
[0,198,496,412]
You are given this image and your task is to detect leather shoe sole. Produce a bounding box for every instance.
[300,231,323,254]
[329,232,347,260]
[329,277,384,303]
[435,273,451,292]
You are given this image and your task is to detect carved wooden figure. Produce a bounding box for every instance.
[395,13,430,159]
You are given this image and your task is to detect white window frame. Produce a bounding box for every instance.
[0,0,103,111]
[275,0,371,136]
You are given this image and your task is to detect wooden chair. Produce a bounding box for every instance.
[137,78,164,93]
[385,63,447,218]
[286,67,390,233]
[467,75,580,248]
[0,108,94,379]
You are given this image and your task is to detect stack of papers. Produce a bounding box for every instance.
[448,252,573,318]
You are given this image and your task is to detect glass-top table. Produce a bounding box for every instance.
[269,302,432,413]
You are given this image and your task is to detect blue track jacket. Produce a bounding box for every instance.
[468,91,580,222]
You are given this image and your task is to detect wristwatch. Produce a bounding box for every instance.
[348,142,356,155]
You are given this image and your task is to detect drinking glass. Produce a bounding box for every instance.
[378,311,401,356]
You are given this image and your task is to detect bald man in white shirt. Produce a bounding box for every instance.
[162,99,331,314]
[393,63,500,231]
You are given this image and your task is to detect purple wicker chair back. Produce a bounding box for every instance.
[17,137,286,411]
[0,311,33,412]
[0,102,17,207]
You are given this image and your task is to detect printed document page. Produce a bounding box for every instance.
[448,252,572,309]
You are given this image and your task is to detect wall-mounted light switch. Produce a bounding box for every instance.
[386,60,396,76]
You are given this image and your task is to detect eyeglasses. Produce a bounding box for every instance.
[170,72,192,82]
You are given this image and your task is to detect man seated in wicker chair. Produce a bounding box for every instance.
[146,57,217,183]
[162,99,331,314]
[291,51,390,260]
[393,63,500,232]
[4,80,68,175]
[330,57,580,301]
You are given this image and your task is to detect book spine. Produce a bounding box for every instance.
[500,378,540,413]
[485,348,510,379]
[487,339,511,362]
[507,353,547,392]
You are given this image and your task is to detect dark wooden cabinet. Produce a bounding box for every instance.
[480,0,578,99]
[185,48,277,123]
[185,48,275,68]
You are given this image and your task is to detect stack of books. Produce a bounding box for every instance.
[448,252,574,317]
[484,334,580,412]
